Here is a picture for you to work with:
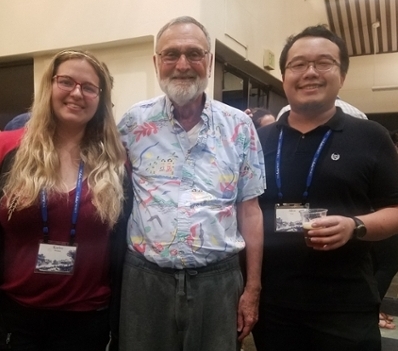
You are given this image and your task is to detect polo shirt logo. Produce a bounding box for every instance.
[331,153,340,161]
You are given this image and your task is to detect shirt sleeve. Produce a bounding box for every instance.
[236,116,266,203]
[117,107,136,151]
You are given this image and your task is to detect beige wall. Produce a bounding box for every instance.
[1,0,397,117]
[32,41,157,123]
[340,53,398,114]
[0,0,201,57]
[201,0,329,83]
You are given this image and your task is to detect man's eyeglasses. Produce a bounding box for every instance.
[53,75,101,98]
[285,59,340,73]
[157,48,208,65]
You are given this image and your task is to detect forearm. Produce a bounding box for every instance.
[244,234,263,293]
[237,198,263,292]
[358,206,398,241]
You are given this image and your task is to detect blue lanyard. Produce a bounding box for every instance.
[40,161,84,245]
[275,128,332,203]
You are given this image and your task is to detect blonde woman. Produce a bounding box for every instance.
[0,50,132,351]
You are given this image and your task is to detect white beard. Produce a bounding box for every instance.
[159,75,208,106]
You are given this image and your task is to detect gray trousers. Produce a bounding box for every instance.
[120,251,243,351]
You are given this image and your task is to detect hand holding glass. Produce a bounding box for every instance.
[300,209,328,247]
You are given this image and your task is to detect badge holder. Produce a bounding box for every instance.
[275,203,309,232]
[273,128,331,233]
[35,161,84,275]
[35,241,77,275]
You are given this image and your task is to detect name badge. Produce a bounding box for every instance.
[275,203,309,232]
[35,241,77,275]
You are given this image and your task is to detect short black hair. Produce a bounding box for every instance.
[279,25,349,77]
[250,108,274,129]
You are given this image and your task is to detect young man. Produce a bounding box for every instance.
[118,16,265,351]
[253,25,398,351]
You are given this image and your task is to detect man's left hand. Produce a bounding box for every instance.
[237,287,260,342]
[306,215,355,250]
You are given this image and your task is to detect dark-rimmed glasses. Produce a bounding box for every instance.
[53,75,101,98]
[157,48,208,65]
[286,59,340,73]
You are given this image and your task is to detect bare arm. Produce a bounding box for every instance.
[236,197,263,341]
[358,206,398,240]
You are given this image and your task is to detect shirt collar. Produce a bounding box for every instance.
[164,93,211,126]
[276,106,346,132]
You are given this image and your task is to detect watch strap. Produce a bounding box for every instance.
[350,216,367,239]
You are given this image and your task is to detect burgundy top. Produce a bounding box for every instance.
[0,182,112,311]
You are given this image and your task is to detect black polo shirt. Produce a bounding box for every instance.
[257,108,398,311]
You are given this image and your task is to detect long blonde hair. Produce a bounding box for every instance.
[3,50,126,227]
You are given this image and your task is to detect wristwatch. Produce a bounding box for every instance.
[350,217,367,239]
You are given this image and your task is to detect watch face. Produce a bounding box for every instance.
[356,224,367,238]
[352,217,367,239]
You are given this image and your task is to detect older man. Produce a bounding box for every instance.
[252,25,398,351]
[118,16,265,351]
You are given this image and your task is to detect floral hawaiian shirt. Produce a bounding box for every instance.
[118,95,266,268]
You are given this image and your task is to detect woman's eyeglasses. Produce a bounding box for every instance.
[53,75,101,98]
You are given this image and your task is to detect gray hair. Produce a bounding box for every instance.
[156,16,211,51]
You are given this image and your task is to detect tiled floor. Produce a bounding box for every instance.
[380,300,398,350]
[242,333,256,351]
[380,324,398,340]
[380,273,398,350]
[385,273,398,299]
